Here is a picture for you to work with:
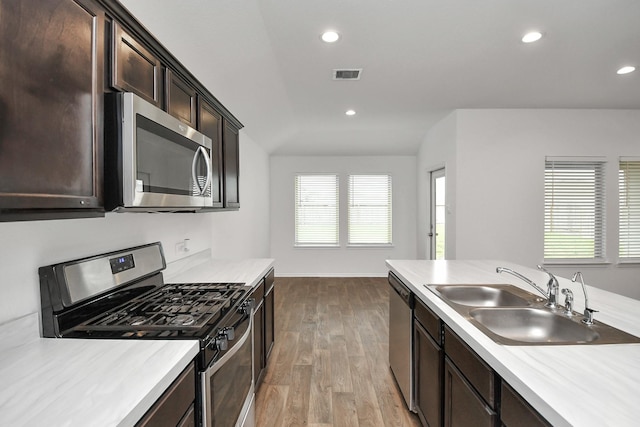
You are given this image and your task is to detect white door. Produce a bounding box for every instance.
[429,168,446,260]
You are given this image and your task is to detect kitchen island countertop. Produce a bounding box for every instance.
[387,259,640,427]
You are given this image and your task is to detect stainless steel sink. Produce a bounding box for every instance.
[426,284,640,345]
[469,307,600,344]
[431,285,537,307]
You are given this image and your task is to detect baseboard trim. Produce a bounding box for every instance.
[275,272,387,278]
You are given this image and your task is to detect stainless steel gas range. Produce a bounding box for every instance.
[39,242,254,427]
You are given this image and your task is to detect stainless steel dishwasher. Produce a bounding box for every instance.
[388,271,414,411]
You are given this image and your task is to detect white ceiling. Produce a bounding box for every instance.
[120,0,640,156]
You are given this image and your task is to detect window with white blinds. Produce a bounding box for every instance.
[295,174,339,246]
[544,159,606,261]
[348,174,392,245]
[619,159,640,260]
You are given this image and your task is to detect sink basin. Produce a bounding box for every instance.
[426,283,640,345]
[469,307,600,344]
[431,285,534,307]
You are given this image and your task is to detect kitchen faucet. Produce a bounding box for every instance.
[572,271,598,325]
[496,265,560,309]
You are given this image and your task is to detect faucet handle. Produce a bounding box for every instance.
[561,288,574,316]
[582,308,598,326]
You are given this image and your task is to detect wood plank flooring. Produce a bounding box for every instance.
[256,277,421,427]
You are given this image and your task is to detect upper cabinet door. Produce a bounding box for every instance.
[166,69,197,128]
[111,21,162,107]
[0,0,104,216]
[223,120,240,209]
[198,99,224,208]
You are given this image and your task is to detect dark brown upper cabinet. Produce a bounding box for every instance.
[198,99,224,208]
[111,20,162,108]
[223,120,240,209]
[166,69,197,128]
[0,0,104,220]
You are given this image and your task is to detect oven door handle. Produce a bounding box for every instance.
[201,315,252,427]
[191,146,212,195]
[207,314,251,375]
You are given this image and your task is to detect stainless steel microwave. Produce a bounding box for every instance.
[105,92,213,212]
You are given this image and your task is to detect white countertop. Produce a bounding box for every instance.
[0,255,273,427]
[0,312,199,427]
[165,255,274,290]
[386,259,640,427]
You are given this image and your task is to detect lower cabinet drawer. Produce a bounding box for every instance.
[444,326,496,408]
[501,382,551,427]
[136,362,196,427]
[444,357,497,427]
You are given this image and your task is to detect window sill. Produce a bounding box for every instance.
[616,260,640,267]
[347,244,394,249]
[294,244,340,249]
[542,259,611,267]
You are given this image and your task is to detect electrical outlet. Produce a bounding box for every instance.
[175,239,190,254]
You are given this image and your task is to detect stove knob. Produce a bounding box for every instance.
[215,335,228,351]
[240,298,255,314]
[223,326,235,340]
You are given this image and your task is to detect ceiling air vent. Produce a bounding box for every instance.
[333,69,362,80]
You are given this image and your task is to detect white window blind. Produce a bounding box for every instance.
[544,159,606,260]
[619,160,640,260]
[348,174,392,245]
[295,174,339,246]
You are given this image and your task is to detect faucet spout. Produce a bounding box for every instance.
[572,271,598,325]
[496,267,548,299]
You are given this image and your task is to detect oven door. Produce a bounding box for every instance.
[201,310,254,427]
[120,92,213,210]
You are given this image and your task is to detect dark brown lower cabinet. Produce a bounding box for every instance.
[414,309,443,427]
[501,382,552,427]
[252,269,275,390]
[136,362,196,427]
[251,278,266,388]
[444,358,497,427]
[264,270,275,361]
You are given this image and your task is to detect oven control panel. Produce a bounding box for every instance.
[109,253,135,274]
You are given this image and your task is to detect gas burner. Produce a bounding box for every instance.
[170,314,196,326]
[166,293,183,302]
[203,292,223,300]
[129,316,150,326]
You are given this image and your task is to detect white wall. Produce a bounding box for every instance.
[417,111,458,259]
[419,109,640,299]
[270,156,417,276]
[208,132,270,259]
[0,131,270,326]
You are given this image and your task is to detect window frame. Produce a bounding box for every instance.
[347,174,393,247]
[618,158,640,263]
[543,157,607,264]
[294,173,340,247]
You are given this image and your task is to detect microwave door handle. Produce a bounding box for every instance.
[191,146,212,195]
[200,146,212,194]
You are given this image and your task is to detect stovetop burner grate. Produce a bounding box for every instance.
[74,282,246,333]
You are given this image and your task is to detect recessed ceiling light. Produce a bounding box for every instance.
[345,109,356,116]
[617,66,636,75]
[321,31,340,43]
[522,31,543,43]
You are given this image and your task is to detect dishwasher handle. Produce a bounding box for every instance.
[388,272,414,307]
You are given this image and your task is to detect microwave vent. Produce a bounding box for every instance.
[333,69,362,80]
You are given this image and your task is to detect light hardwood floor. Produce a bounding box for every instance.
[255,277,421,427]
